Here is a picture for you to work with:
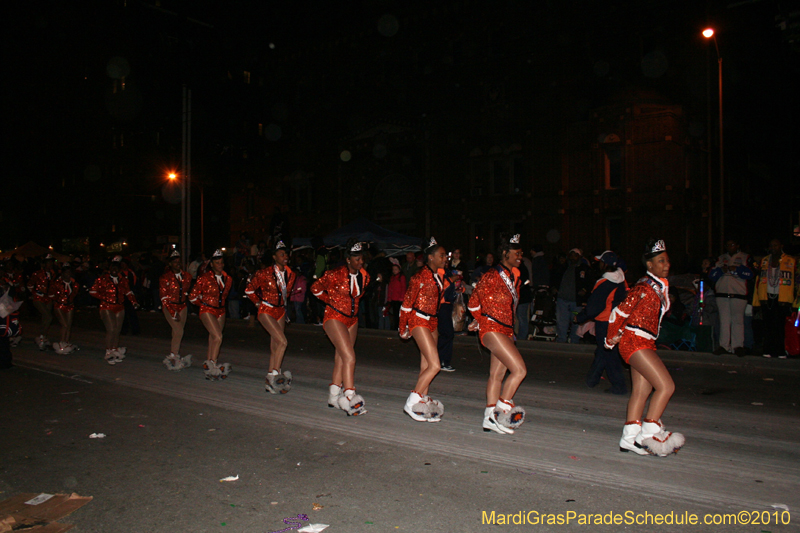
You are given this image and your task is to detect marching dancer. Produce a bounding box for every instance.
[49,262,78,354]
[189,249,232,380]
[310,239,370,416]
[398,237,448,422]
[160,250,192,371]
[606,239,685,456]
[89,256,138,364]
[467,233,528,435]
[27,254,56,350]
[245,241,296,394]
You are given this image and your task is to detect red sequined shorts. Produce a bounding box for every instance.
[99,304,124,313]
[619,332,657,363]
[199,306,226,319]
[258,304,285,321]
[477,317,514,343]
[163,303,187,318]
[409,313,437,333]
[323,307,358,329]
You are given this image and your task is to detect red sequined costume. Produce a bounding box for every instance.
[399,266,445,333]
[28,269,55,303]
[605,272,670,363]
[189,270,232,318]
[245,266,296,320]
[89,273,136,312]
[310,266,370,328]
[468,265,521,342]
[48,277,77,312]
[159,269,192,319]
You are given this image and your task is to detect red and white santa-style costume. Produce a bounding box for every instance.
[310,265,370,329]
[467,235,527,435]
[89,257,137,364]
[188,250,232,380]
[245,250,297,393]
[398,240,447,422]
[160,250,193,371]
[309,244,371,415]
[48,269,78,354]
[2,268,25,347]
[606,240,685,457]
[28,257,56,350]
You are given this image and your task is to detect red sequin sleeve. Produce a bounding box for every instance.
[398,272,423,332]
[244,270,265,306]
[188,274,208,305]
[605,284,645,348]
[310,270,333,306]
[121,277,137,305]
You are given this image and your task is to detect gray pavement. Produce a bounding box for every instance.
[2,311,799,532]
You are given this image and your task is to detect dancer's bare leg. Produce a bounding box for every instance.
[482,332,527,404]
[325,320,358,389]
[626,349,675,422]
[200,313,225,362]
[162,307,188,354]
[258,313,288,372]
[411,327,440,396]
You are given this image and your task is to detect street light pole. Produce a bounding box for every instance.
[181,85,192,266]
[703,28,724,252]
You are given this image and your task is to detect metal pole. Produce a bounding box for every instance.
[181,85,187,266]
[706,46,713,256]
[200,185,205,255]
[187,88,192,262]
[717,54,724,251]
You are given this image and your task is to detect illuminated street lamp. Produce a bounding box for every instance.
[703,27,724,251]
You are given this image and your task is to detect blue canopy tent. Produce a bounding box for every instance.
[322,218,421,256]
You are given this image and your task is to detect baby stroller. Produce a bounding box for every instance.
[529,286,557,341]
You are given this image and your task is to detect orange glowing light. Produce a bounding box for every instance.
[168,172,177,180]
[702,28,714,38]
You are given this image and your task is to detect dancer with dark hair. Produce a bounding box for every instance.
[468,233,528,435]
[310,239,370,416]
[160,250,193,371]
[246,240,296,393]
[90,255,138,365]
[607,239,685,456]
[398,237,448,422]
[28,254,56,350]
[49,262,78,354]
[189,249,233,380]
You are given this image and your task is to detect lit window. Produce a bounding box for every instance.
[258,123,263,136]
[243,71,251,84]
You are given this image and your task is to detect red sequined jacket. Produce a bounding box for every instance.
[399,266,445,332]
[159,269,192,314]
[468,265,521,329]
[245,266,296,309]
[189,270,232,310]
[89,273,136,309]
[605,272,670,348]
[28,269,55,302]
[48,277,78,309]
[310,266,370,318]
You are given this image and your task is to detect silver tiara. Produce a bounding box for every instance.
[427,237,437,248]
[111,255,123,263]
[510,234,520,244]
[651,240,666,253]
[275,241,286,250]
[169,250,181,259]
[212,249,224,259]
[350,242,362,253]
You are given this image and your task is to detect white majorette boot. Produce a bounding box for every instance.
[203,359,221,380]
[163,353,180,370]
[265,370,279,394]
[105,349,122,365]
[638,419,685,456]
[328,384,343,408]
[274,370,292,393]
[495,398,525,432]
[338,388,367,416]
[619,420,649,455]
[217,362,231,379]
[36,335,50,351]
[116,347,127,357]
[482,405,513,434]
[404,391,429,422]
[61,343,76,354]
[52,342,64,354]
[424,395,444,422]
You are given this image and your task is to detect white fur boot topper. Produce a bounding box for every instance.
[619,421,649,455]
[275,370,292,393]
[403,391,428,422]
[425,396,444,422]
[483,406,513,434]
[163,353,180,371]
[495,398,525,430]
[217,362,231,379]
[204,359,221,380]
[338,388,367,416]
[639,419,685,456]
[265,370,280,394]
[179,354,192,369]
[328,384,343,408]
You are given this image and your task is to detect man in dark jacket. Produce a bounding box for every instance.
[576,251,628,394]
[551,248,591,343]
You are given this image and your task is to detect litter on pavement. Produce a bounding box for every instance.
[219,475,239,482]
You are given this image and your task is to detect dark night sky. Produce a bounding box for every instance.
[2,0,798,253]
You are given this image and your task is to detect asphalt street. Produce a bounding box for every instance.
[1,310,798,532]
